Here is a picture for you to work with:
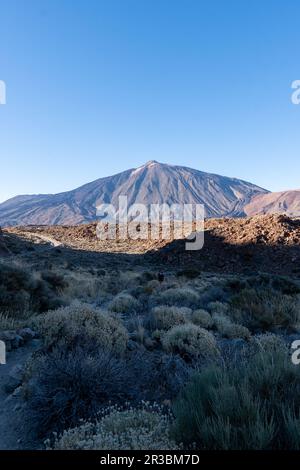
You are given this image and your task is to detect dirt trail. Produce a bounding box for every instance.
[31,233,63,248]
[0,341,41,449]
[6,229,65,249]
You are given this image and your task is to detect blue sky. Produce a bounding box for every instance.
[0,0,300,202]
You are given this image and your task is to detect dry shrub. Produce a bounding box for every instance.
[213,314,250,340]
[157,287,200,308]
[50,404,179,450]
[162,324,219,360]
[191,309,213,329]
[148,305,191,331]
[33,302,128,354]
[108,293,140,314]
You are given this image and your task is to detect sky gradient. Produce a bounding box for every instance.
[0,0,300,202]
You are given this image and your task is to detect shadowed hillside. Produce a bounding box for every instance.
[4,214,300,276]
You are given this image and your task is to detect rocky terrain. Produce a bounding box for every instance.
[5,214,300,276]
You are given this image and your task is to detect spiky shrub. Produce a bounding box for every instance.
[33,303,128,354]
[126,314,148,345]
[24,348,132,437]
[0,312,22,331]
[230,288,300,330]
[108,293,140,314]
[162,324,219,360]
[157,288,200,308]
[191,309,213,329]
[250,333,288,354]
[24,347,190,439]
[172,346,300,449]
[50,405,179,450]
[148,305,191,331]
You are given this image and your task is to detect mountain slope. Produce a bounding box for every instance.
[0,161,268,226]
[244,190,300,217]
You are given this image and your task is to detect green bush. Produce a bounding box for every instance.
[230,288,300,330]
[226,274,300,296]
[172,346,300,449]
[246,274,300,296]
[33,302,128,354]
[162,324,219,360]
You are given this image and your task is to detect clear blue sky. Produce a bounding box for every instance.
[0,0,300,202]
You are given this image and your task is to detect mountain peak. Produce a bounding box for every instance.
[144,160,160,167]
[0,162,269,226]
[131,160,161,175]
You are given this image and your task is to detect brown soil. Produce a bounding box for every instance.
[4,214,300,276]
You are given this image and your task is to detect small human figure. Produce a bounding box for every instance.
[158,271,165,283]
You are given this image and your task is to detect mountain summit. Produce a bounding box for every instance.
[0,161,268,226]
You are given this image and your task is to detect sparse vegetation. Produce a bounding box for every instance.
[1,221,300,451]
